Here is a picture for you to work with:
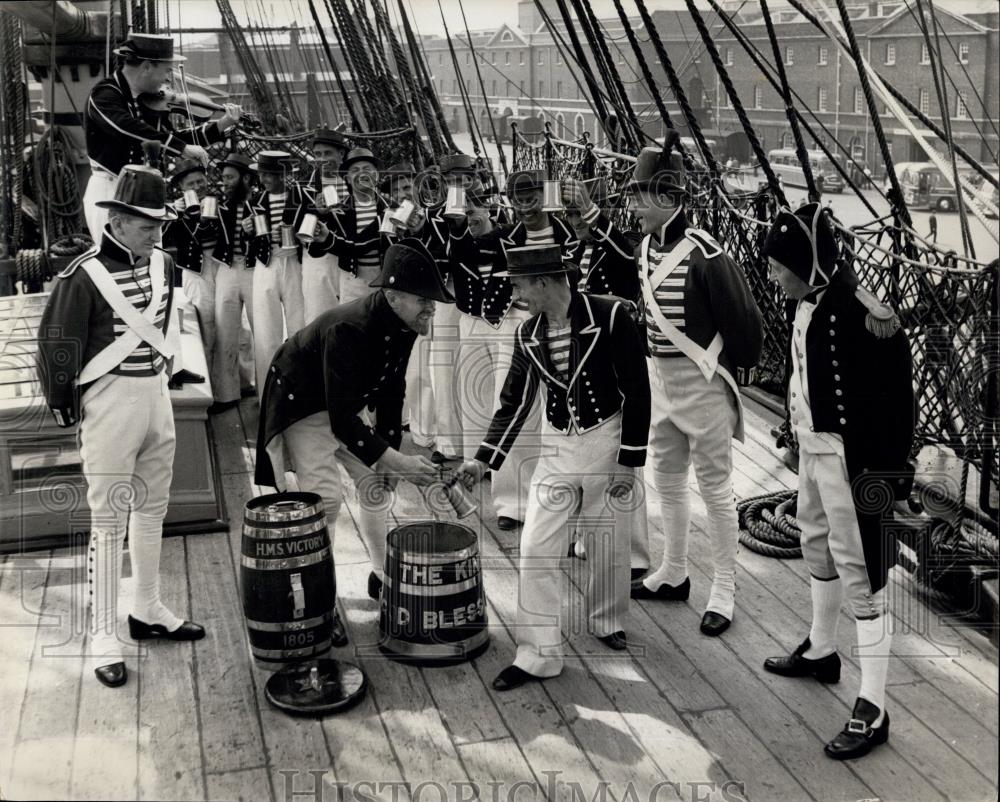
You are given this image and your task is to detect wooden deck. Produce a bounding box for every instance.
[1,396,997,802]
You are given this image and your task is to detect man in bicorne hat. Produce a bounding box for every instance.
[255,239,453,614]
[457,243,650,691]
[302,127,352,323]
[625,132,763,637]
[37,166,206,689]
[84,33,243,240]
[761,203,914,761]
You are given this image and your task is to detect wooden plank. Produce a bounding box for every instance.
[186,515,268,775]
[0,555,50,796]
[456,739,540,799]
[205,767,273,802]
[136,536,205,802]
[8,555,84,801]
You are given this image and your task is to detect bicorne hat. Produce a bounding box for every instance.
[626,130,685,194]
[114,34,186,63]
[496,244,574,278]
[369,238,455,303]
[95,165,178,221]
[762,202,839,287]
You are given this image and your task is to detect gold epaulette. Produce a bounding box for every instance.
[855,285,900,338]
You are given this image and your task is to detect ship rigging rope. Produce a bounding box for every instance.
[437,0,487,159]
[304,0,361,128]
[456,0,507,175]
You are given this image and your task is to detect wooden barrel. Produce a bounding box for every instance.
[240,492,336,667]
[379,521,489,663]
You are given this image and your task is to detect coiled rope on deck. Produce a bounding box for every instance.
[737,489,802,559]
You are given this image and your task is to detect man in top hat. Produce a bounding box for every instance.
[255,239,452,611]
[36,166,206,689]
[245,150,309,392]
[207,152,257,409]
[84,33,244,241]
[309,147,388,306]
[625,132,763,637]
[457,244,650,691]
[301,127,352,323]
[761,203,913,760]
[448,168,580,530]
[162,158,221,388]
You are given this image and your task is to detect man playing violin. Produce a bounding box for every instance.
[84,34,243,241]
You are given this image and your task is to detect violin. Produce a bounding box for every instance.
[138,88,263,131]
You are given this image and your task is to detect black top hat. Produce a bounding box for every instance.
[369,238,455,303]
[762,202,839,287]
[496,244,573,278]
[506,169,546,195]
[341,147,381,174]
[313,127,350,150]
[95,165,179,222]
[626,131,685,194]
[169,158,206,185]
[218,152,253,174]
[114,34,186,63]
[440,153,476,174]
[250,150,293,174]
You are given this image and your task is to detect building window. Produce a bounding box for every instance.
[539,80,545,96]
[538,50,544,66]
[724,47,733,66]
[492,79,497,95]
[854,86,863,114]
[452,79,457,93]
[919,88,929,114]
[785,46,793,65]
[818,46,828,65]
[818,86,828,112]
[505,51,510,65]
[500,30,513,43]
[519,50,525,65]
[618,49,625,64]
[519,80,525,95]
[555,50,562,65]
[885,44,895,65]
[724,90,732,109]
[754,85,762,109]
[465,52,470,65]
[491,51,496,64]
[438,53,443,66]
[920,42,930,64]
[556,80,562,98]
[958,41,969,64]
[956,91,969,119]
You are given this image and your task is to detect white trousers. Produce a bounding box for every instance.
[797,449,886,619]
[83,170,117,242]
[428,293,463,457]
[513,415,631,678]
[458,309,539,522]
[80,372,177,659]
[212,255,255,403]
[301,251,340,324]
[644,356,740,618]
[181,258,218,375]
[279,411,395,579]
[405,332,436,448]
[252,248,304,392]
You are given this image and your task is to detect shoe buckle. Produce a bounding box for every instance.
[847,718,871,736]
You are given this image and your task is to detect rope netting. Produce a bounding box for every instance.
[512,126,1000,517]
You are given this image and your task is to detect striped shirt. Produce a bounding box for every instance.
[354,200,380,282]
[646,256,688,358]
[577,242,594,292]
[268,192,286,244]
[110,260,170,376]
[547,324,572,382]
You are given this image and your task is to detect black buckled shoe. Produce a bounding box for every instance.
[497,516,521,531]
[764,638,841,684]
[367,572,383,601]
[630,576,690,601]
[491,665,543,692]
[824,698,889,760]
[630,568,647,582]
[331,609,349,648]
[94,661,128,688]
[597,631,627,651]
[700,611,731,637]
[128,615,206,641]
